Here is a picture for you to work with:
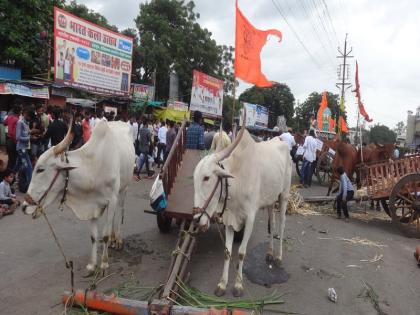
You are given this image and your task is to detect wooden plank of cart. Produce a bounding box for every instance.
[63,121,253,315]
[363,153,420,238]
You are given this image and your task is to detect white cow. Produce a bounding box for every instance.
[193,122,292,297]
[24,119,135,274]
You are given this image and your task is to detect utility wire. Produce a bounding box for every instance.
[271,0,335,80]
[320,0,340,45]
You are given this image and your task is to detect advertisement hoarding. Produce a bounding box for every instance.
[54,7,133,96]
[240,102,269,127]
[190,70,224,117]
[0,83,49,99]
[131,83,155,100]
[168,101,188,111]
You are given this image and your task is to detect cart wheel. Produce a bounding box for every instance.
[157,212,172,233]
[380,199,391,217]
[316,152,333,186]
[389,174,420,238]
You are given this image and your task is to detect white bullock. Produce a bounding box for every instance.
[193,123,292,297]
[24,119,135,273]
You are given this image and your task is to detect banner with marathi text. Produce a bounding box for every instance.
[54,7,133,96]
[0,82,49,99]
[190,70,224,117]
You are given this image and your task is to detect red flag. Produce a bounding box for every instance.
[235,1,282,87]
[340,116,348,133]
[329,117,335,132]
[317,92,328,130]
[354,61,372,122]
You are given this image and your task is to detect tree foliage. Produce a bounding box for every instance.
[0,0,64,74]
[393,121,406,136]
[368,124,397,144]
[238,83,295,128]
[293,91,340,132]
[135,0,231,101]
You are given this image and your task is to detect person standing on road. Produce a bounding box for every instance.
[301,129,317,187]
[186,111,205,150]
[44,109,68,147]
[279,127,296,157]
[164,120,177,163]
[4,105,20,170]
[15,108,32,192]
[156,121,167,167]
[336,166,354,220]
[135,117,154,180]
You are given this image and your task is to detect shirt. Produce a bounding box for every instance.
[204,131,215,150]
[16,118,30,150]
[186,123,205,150]
[4,114,19,143]
[82,119,91,143]
[44,119,68,146]
[279,132,296,151]
[158,126,167,144]
[394,149,400,159]
[138,126,151,153]
[338,173,354,200]
[0,180,13,201]
[303,135,317,162]
[166,128,177,153]
[130,122,139,143]
[211,131,231,151]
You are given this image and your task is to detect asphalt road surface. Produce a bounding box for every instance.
[1,175,420,315]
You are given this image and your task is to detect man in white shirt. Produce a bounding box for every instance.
[156,121,167,167]
[279,128,296,155]
[301,129,317,187]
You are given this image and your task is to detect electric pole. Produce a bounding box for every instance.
[336,33,353,134]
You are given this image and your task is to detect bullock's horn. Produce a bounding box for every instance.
[53,114,75,155]
[217,109,246,161]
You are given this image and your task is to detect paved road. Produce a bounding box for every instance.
[1,174,420,314]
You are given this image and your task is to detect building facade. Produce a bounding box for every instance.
[406,107,420,149]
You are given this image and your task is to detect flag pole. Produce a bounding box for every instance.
[231,77,236,129]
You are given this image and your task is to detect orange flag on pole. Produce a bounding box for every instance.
[339,116,348,133]
[234,0,282,87]
[354,61,372,122]
[317,92,328,130]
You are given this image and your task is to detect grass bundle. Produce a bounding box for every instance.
[171,280,290,313]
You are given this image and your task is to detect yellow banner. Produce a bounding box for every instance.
[153,108,190,123]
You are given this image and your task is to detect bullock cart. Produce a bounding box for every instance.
[63,121,255,315]
[364,154,420,238]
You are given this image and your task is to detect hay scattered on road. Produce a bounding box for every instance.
[361,254,383,263]
[286,185,324,216]
[318,236,387,248]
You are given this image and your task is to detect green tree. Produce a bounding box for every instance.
[238,83,295,128]
[393,121,406,136]
[368,124,397,144]
[293,92,340,132]
[64,1,118,32]
[135,0,228,101]
[0,0,65,75]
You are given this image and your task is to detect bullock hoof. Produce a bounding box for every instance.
[115,240,124,250]
[83,264,96,277]
[214,286,226,297]
[266,252,274,265]
[274,257,283,267]
[232,286,244,297]
[100,262,109,271]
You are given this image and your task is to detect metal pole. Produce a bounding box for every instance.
[231,78,236,129]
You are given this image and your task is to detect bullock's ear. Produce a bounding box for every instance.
[214,167,234,179]
[57,166,77,171]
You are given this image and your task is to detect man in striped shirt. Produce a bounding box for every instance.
[336,166,354,220]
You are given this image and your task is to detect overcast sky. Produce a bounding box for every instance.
[75,0,420,129]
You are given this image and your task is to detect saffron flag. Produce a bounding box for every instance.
[235,1,282,87]
[317,91,328,130]
[329,117,335,132]
[339,116,348,133]
[354,61,372,122]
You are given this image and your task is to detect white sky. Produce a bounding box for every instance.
[75,0,420,129]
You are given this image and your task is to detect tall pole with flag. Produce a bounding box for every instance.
[233,0,282,128]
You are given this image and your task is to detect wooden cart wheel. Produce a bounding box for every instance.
[316,152,333,186]
[389,174,420,238]
[157,212,172,233]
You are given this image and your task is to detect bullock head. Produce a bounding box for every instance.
[192,112,246,232]
[24,118,75,218]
